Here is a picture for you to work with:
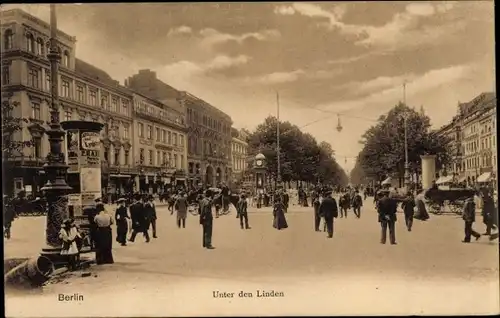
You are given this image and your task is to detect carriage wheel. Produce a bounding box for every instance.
[450,202,463,215]
[430,203,442,214]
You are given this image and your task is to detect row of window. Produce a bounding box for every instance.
[138,148,184,169]
[3,29,71,67]
[137,122,184,147]
[232,142,247,155]
[463,154,496,170]
[30,100,131,138]
[187,107,230,135]
[103,147,130,167]
[232,158,247,171]
[134,101,184,126]
[23,66,131,115]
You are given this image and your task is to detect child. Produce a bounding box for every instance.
[59,219,81,271]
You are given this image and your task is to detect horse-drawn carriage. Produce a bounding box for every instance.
[424,187,476,215]
[181,187,240,216]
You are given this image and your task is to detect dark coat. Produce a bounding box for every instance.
[129,201,146,231]
[401,197,416,216]
[237,199,248,214]
[377,197,397,222]
[462,199,476,223]
[115,205,129,223]
[319,197,338,219]
[352,194,363,208]
[199,198,213,225]
[144,202,157,221]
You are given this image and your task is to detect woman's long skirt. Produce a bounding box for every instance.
[95,226,114,265]
[273,210,288,230]
[414,199,430,221]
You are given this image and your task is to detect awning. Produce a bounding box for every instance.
[436,175,453,185]
[477,172,492,183]
[457,176,467,183]
[381,177,392,185]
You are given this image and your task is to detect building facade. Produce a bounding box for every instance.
[231,128,249,183]
[1,9,134,197]
[125,70,233,187]
[436,92,497,186]
[131,92,188,192]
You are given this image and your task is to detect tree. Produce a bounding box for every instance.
[357,102,452,185]
[2,98,34,194]
[247,116,348,187]
[2,99,33,160]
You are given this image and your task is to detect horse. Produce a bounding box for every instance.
[212,194,240,217]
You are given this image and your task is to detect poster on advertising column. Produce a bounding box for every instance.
[80,131,102,205]
[66,130,80,173]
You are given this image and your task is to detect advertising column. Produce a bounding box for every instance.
[421,154,436,189]
[80,131,102,206]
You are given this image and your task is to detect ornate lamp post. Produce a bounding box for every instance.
[40,4,72,257]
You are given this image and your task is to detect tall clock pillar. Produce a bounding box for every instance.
[253,153,267,209]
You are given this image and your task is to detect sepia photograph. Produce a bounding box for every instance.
[1,1,498,317]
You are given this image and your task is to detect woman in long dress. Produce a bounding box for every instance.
[414,191,430,221]
[94,204,115,265]
[273,194,288,230]
[59,219,81,271]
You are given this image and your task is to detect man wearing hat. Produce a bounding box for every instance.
[145,195,158,238]
[462,195,481,243]
[318,189,338,238]
[199,190,215,249]
[352,190,363,218]
[129,193,150,243]
[237,193,250,230]
[377,190,397,245]
[115,198,129,246]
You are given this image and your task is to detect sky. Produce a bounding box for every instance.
[2,2,495,173]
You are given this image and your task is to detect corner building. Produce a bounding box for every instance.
[125,70,233,187]
[1,9,134,196]
[231,128,250,184]
[131,92,188,193]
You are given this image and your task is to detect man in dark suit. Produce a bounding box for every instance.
[313,194,321,232]
[318,189,338,238]
[199,191,215,249]
[129,193,150,243]
[377,191,397,245]
[145,195,157,238]
[462,196,481,243]
[237,194,250,229]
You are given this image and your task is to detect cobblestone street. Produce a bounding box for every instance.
[5,200,499,316]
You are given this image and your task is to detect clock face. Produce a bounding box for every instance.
[256,160,263,166]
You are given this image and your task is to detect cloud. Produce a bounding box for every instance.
[206,55,250,71]
[317,63,472,115]
[199,28,281,48]
[274,2,457,49]
[167,25,192,36]
[405,3,436,16]
[275,3,346,29]
[256,70,305,84]
[274,5,295,15]
[162,55,251,78]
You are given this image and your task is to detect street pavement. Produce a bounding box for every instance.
[4,199,499,316]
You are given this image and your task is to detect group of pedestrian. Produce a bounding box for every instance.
[462,189,498,243]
